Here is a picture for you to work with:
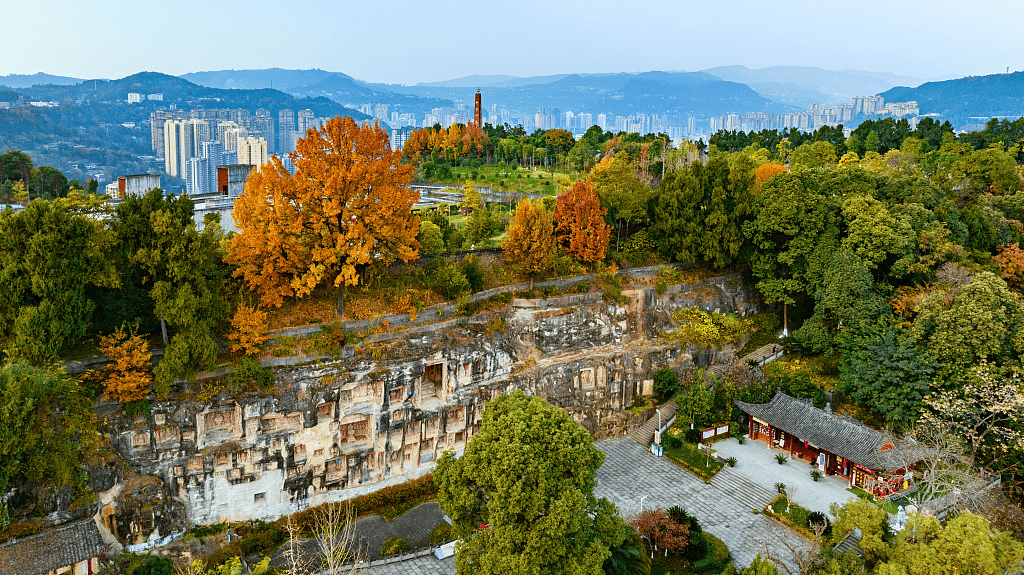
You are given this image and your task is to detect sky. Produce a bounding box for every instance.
[1,0,1022,84]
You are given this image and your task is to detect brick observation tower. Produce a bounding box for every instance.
[474,89,482,127]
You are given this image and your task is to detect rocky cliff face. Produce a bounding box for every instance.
[95,272,757,541]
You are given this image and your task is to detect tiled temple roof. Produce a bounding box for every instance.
[735,392,911,471]
[0,518,110,575]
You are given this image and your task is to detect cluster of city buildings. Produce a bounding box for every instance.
[368,94,922,145]
[708,97,922,135]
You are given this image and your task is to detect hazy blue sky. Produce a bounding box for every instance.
[1,0,1021,84]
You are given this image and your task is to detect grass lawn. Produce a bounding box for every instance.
[769,495,832,538]
[663,437,725,481]
[424,164,581,196]
[651,554,694,575]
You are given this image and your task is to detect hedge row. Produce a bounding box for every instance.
[693,532,731,573]
[292,474,437,533]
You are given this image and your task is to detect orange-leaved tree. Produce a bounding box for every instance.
[94,325,153,402]
[554,179,611,263]
[504,198,556,288]
[994,242,1024,292]
[228,303,269,356]
[227,116,419,317]
[752,162,787,194]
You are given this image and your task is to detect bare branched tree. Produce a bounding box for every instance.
[315,503,365,575]
[753,515,826,575]
[910,361,1024,519]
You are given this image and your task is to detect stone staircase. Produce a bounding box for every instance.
[710,467,776,511]
[628,401,679,446]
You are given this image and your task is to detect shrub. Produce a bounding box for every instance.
[810,469,823,482]
[134,556,174,575]
[430,522,454,545]
[230,355,274,391]
[737,436,746,445]
[808,511,829,529]
[775,454,787,464]
[381,536,410,556]
[652,368,679,398]
[727,457,737,467]
[665,435,682,449]
[294,475,436,533]
[684,530,709,561]
[462,258,485,292]
[434,264,470,299]
[693,533,731,574]
[684,427,701,444]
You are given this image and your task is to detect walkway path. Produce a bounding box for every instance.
[595,437,808,569]
[367,555,456,575]
[710,467,776,511]
[628,401,679,446]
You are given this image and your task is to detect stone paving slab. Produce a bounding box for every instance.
[367,555,456,575]
[712,437,859,519]
[596,437,807,568]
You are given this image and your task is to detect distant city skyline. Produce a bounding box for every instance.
[1,0,1021,85]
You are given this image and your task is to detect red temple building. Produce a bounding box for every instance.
[736,392,919,497]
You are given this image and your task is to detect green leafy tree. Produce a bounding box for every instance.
[434,391,630,575]
[839,323,935,428]
[135,208,228,396]
[97,189,194,335]
[874,512,1023,575]
[417,220,445,255]
[744,171,843,334]
[793,249,890,354]
[0,363,97,502]
[676,374,714,428]
[651,154,753,267]
[910,271,1024,375]
[0,200,117,363]
[830,498,891,566]
[591,155,652,251]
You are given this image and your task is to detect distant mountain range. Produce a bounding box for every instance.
[0,72,88,88]
[180,68,351,91]
[881,71,1024,126]
[698,66,926,109]
[376,70,789,119]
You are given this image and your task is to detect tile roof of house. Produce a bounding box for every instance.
[735,392,910,471]
[0,518,110,575]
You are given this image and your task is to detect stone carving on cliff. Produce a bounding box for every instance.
[101,273,757,532]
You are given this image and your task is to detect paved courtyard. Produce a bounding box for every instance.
[595,437,808,568]
[712,437,859,519]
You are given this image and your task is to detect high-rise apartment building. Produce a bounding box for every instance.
[150,111,177,154]
[278,109,296,155]
[237,136,268,167]
[163,120,193,178]
[297,109,316,134]
[187,141,229,197]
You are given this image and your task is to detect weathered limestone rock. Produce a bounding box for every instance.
[98,273,757,534]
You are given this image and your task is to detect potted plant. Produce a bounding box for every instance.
[727,457,737,467]
[775,454,787,465]
[774,482,786,494]
[810,469,823,482]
